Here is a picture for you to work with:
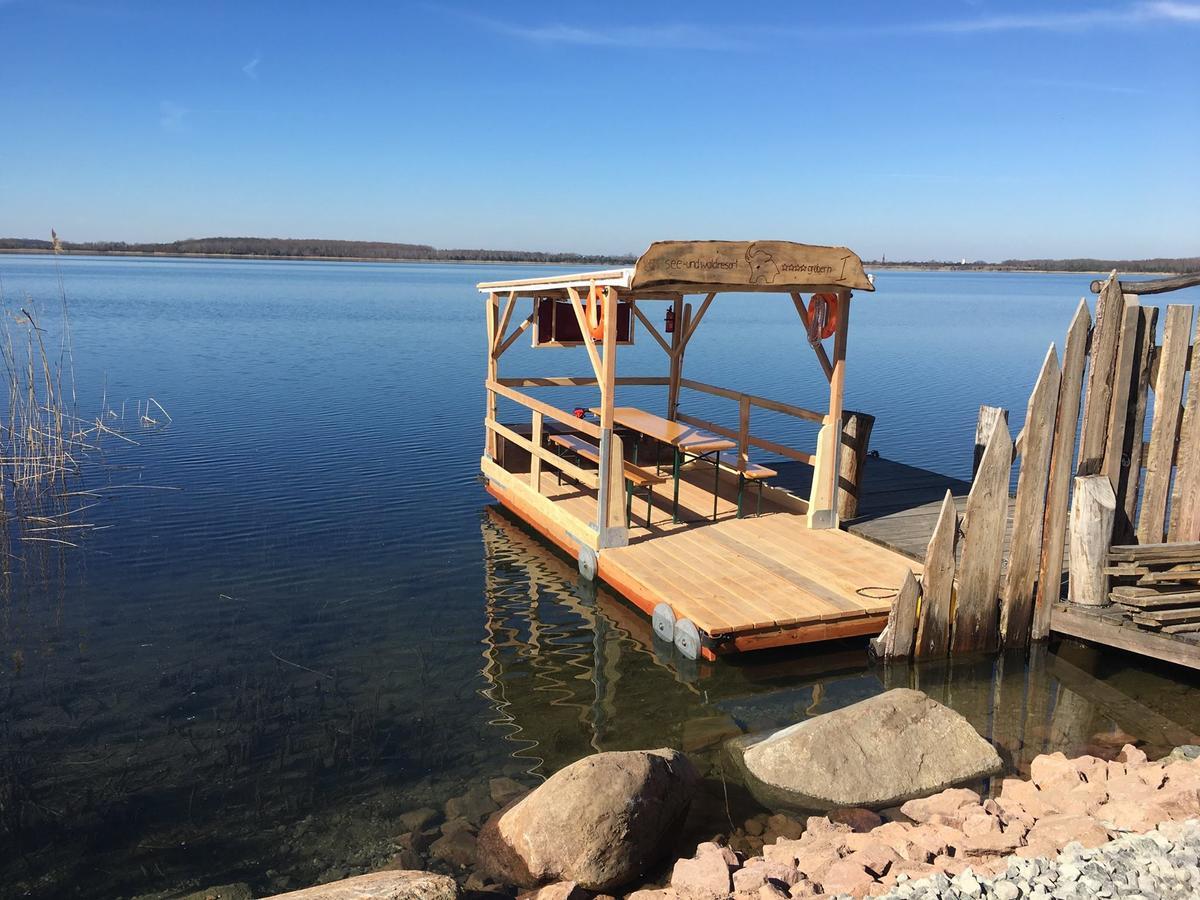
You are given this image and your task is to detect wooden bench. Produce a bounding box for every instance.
[548,433,665,526]
[711,452,776,518]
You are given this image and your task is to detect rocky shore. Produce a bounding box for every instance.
[182,690,1200,900]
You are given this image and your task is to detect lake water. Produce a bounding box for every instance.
[0,255,1198,898]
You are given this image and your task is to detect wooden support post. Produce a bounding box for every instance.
[1169,312,1200,541]
[667,297,688,420]
[529,409,543,490]
[1138,304,1194,543]
[1033,301,1090,641]
[1068,475,1116,607]
[837,410,875,520]
[596,286,627,548]
[738,395,751,471]
[974,406,1009,476]
[809,292,851,529]
[1077,274,1124,476]
[952,416,1011,654]
[1115,306,1159,543]
[485,292,499,458]
[915,491,958,659]
[1000,345,1061,648]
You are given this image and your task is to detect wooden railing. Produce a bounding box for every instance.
[677,378,821,468]
[485,380,601,489]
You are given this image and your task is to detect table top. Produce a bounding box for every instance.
[592,406,736,453]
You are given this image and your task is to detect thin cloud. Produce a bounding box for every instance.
[159,101,188,133]
[456,12,748,51]
[462,2,1200,50]
[243,53,261,79]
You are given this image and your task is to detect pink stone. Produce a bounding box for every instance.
[731,862,801,893]
[899,788,983,827]
[1024,814,1110,851]
[845,843,898,879]
[961,812,1001,837]
[671,851,732,898]
[1117,744,1148,767]
[804,816,852,837]
[757,884,788,900]
[1071,755,1109,784]
[1029,753,1083,791]
[761,838,801,867]
[695,842,740,867]
[817,859,874,896]
[998,777,1053,819]
[1054,781,1109,817]
[1094,799,1163,832]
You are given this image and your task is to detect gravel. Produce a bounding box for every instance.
[868,819,1200,900]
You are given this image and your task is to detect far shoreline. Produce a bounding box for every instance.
[0,248,1178,278]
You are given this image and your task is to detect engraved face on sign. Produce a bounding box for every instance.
[745,243,780,284]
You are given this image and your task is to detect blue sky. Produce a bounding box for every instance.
[1,1,1197,259]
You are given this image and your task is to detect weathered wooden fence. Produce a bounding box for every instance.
[877,271,1200,659]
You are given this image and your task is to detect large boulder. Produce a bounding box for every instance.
[262,870,459,900]
[730,689,1001,810]
[476,748,699,891]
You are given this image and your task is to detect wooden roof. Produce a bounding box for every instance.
[477,240,874,296]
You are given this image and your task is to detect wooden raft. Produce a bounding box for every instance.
[485,461,918,658]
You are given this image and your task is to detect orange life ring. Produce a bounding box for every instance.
[807,293,839,341]
[586,284,606,340]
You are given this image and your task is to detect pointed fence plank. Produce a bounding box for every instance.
[1169,313,1200,541]
[880,569,920,659]
[1101,299,1140,495]
[1138,304,1194,544]
[915,491,958,659]
[1115,306,1159,544]
[1069,475,1117,607]
[1000,345,1061,648]
[953,416,1011,653]
[974,406,1009,475]
[1034,301,1090,640]
[1078,275,1124,476]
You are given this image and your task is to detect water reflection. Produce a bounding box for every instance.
[478,502,1200,787]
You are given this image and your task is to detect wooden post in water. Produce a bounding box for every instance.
[877,569,920,659]
[1033,301,1090,641]
[1000,345,1061,648]
[915,491,958,658]
[837,410,875,520]
[953,416,1011,653]
[1068,475,1116,607]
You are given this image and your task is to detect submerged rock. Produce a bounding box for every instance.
[476,748,699,891]
[729,688,1002,810]
[261,870,458,900]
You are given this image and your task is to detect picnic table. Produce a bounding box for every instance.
[592,406,734,522]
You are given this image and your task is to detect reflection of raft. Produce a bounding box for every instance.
[478,240,917,660]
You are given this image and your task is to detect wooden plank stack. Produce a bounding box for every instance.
[1107,542,1200,635]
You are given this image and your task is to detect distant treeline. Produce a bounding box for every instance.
[868,257,1199,274]
[0,236,637,265]
[2,237,1195,273]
